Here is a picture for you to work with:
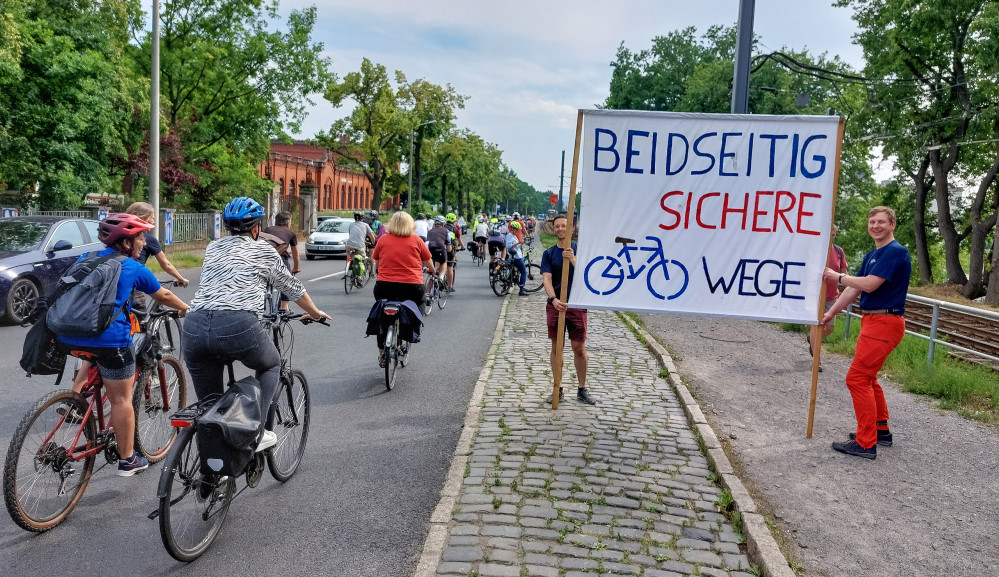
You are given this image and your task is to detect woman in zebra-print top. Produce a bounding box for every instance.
[182,197,330,452]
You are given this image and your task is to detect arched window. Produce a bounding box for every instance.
[289,180,296,196]
[278,178,285,195]
[341,184,346,208]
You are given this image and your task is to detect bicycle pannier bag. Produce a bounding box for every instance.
[20,314,65,377]
[197,376,262,476]
[46,253,131,338]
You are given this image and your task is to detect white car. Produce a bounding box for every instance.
[305,218,351,260]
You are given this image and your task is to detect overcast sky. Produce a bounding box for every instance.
[283,0,865,192]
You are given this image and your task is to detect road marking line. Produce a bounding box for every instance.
[307,270,346,282]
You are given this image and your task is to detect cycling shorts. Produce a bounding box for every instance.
[430,247,448,265]
[488,240,505,255]
[59,343,136,381]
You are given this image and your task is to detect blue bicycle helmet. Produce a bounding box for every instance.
[222,197,264,232]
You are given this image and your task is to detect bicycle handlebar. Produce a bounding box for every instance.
[156,278,190,288]
[260,310,330,327]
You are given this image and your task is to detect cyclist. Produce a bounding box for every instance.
[505,221,527,296]
[487,218,506,264]
[413,212,429,241]
[370,210,384,242]
[511,212,525,244]
[182,197,329,454]
[473,216,489,260]
[427,215,451,285]
[370,212,433,367]
[445,212,462,292]
[346,211,376,275]
[57,213,190,476]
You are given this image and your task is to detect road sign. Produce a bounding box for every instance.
[549,193,558,205]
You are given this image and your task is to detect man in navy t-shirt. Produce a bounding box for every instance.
[821,206,911,460]
[541,214,594,405]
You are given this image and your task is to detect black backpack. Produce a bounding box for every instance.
[46,253,132,338]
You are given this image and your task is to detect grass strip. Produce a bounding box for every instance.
[148,252,204,273]
[787,316,999,424]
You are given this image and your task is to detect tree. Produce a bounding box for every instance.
[399,77,465,202]
[128,0,333,209]
[320,59,465,210]
[0,0,145,208]
[839,0,998,297]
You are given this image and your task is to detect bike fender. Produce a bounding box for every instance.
[157,427,194,498]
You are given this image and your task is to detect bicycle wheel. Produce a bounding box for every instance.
[523,263,545,293]
[134,356,188,463]
[491,269,511,297]
[267,369,310,482]
[344,263,354,294]
[421,272,434,316]
[152,315,184,359]
[384,323,398,391]
[360,259,373,288]
[158,427,236,562]
[437,279,449,310]
[3,390,95,532]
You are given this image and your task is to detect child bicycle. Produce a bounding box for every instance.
[3,337,188,532]
[152,309,327,561]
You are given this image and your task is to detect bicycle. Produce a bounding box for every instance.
[421,267,448,316]
[582,235,689,300]
[3,339,187,532]
[472,240,485,266]
[490,255,544,296]
[379,302,412,391]
[344,250,373,294]
[153,309,327,561]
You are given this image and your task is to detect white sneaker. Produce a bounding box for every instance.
[255,430,277,452]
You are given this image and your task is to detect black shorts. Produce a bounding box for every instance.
[373,280,425,305]
[488,240,504,255]
[474,236,488,244]
[58,343,136,381]
[430,247,447,265]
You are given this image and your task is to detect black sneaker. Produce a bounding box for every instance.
[545,387,564,404]
[831,439,876,459]
[849,430,893,447]
[577,388,596,405]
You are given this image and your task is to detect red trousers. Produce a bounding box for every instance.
[845,315,905,448]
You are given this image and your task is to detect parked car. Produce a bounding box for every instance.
[0,216,104,324]
[305,217,351,260]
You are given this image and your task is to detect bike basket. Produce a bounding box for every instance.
[196,376,262,476]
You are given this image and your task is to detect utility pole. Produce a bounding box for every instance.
[149,0,160,237]
[558,150,565,210]
[731,0,755,114]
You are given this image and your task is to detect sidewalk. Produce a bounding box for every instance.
[415,294,778,577]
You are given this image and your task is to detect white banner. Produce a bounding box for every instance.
[569,110,841,324]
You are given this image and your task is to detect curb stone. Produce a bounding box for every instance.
[618,313,795,577]
[413,294,511,577]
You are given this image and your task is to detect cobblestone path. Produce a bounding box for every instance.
[430,295,758,577]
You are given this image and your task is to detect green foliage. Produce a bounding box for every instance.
[0,0,145,208]
[128,0,334,210]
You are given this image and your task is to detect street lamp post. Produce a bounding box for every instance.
[150,0,160,237]
[407,120,438,211]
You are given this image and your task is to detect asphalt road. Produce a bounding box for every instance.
[0,248,504,576]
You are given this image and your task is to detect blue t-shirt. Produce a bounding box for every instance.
[540,242,577,301]
[857,240,911,313]
[59,248,162,348]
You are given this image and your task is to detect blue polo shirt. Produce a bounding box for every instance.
[541,242,577,301]
[58,248,161,348]
[857,240,911,314]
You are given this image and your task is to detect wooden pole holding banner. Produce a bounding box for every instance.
[806,117,846,437]
[551,110,585,410]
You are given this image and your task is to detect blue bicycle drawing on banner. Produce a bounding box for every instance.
[583,236,689,300]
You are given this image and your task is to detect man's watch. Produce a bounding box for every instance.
[839,273,846,284]
[547,296,555,305]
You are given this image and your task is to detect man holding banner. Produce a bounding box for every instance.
[821,206,910,460]
[542,214,595,405]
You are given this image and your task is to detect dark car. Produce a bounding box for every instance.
[0,216,104,324]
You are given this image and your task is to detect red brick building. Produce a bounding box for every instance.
[258,141,399,211]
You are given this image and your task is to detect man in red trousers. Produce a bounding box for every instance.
[821,206,911,459]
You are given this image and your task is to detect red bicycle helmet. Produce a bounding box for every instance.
[98,213,154,246]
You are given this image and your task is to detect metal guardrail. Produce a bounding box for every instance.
[843,294,999,367]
